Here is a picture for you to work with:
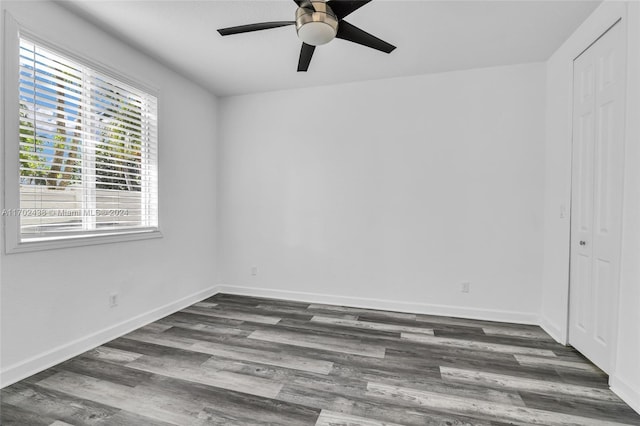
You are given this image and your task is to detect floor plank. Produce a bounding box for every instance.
[314,409,405,426]
[366,382,636,426]
[440,366,621,401]
[311,315,434,335]
[248,328,387,358]
[125,353,284,399]
[401,332,558,357]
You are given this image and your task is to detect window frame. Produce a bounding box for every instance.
[3,14,162,254]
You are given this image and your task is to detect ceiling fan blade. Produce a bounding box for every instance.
[297,43,316,72]
[326,0,372,20]
[217,21,295,36]
[335,20,396,53]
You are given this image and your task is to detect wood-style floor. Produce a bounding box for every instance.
[2,293,639,426]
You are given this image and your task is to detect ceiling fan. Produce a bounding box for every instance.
[217,0,396,72]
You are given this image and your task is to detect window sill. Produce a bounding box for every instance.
[5,229,163,254]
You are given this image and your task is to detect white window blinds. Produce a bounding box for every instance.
[18,38,158,241]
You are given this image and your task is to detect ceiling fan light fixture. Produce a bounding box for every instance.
[297,21,337,45]
[295,2,338,46]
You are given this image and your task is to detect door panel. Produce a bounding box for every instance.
[569,20,626,374]
[577,110,594,234]
[594,258,611,344]
[596,100,613,234]
[574,253,591,332]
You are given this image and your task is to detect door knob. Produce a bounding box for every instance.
[579,240,587,246]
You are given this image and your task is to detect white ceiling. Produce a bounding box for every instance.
[58,0,601,96]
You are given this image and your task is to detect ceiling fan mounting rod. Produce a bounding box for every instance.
[295,2,338,46]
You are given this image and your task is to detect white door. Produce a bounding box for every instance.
[569,20,627,374]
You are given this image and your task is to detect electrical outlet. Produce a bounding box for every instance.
[560,204,567,218]
[461,282,470,293]
[109,292,119,308]
[251,266,258,276]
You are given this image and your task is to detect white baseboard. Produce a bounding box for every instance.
[610,375,640,415]
[539,315,567,345]
[217,284,539,325]
[0,283,559,390]
[0,285,221,389]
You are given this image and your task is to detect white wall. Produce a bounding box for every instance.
[0,1,219,386]
[542,1,640,412]
[613,1,640,415]
[218,63,546,323]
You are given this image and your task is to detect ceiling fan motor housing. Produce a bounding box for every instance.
[296,2,339,46]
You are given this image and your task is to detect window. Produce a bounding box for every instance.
[7,36,159,250]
